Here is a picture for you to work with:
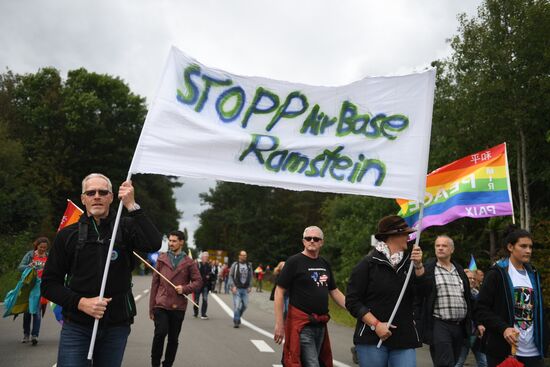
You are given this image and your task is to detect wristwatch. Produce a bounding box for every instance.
[128,203,141,212]
[370,319,379,331]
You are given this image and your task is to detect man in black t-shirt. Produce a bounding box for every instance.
[273,226,346,367]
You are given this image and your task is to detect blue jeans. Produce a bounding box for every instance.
[455,339,487,367]
[356,344,416,367]
[299,324,326,367]
[57,321,130,367]
[23,311,41,337]
[232,288,249,323]
[193,287,209,317]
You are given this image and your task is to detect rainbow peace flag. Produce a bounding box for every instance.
[397,143,513,231]
[57,199,83,231]
[468,254,478,272]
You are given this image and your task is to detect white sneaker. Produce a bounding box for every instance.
[200,316,208,320]
[21,335,29,343]
[31,336,38,346]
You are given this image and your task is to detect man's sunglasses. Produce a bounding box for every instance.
[303,236,323,242]
[83,189,111,197]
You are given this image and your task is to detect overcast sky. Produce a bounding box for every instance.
[0,0,482,247]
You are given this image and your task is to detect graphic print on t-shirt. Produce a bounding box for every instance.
[309,268,329,287]
[513,286,534,330]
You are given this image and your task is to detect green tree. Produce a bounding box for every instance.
[0,67,181,241]
[439,0,550,232]
[320,195,396,287]
[194,182,334,266]
[0,122,47,233]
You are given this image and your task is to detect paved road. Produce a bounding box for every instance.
[0,274,479,366]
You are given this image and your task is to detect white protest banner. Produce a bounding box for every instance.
[130,46,435,201]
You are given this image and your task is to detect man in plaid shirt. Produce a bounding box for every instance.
[416,235,474,367]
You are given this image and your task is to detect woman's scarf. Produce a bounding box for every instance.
[375,241,403,268]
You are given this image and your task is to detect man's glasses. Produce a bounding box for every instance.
[83,189,111,197]
[303,236,323,242]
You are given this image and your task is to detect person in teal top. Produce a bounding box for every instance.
[18,236,49,345]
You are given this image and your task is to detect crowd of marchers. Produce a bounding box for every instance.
[8,172,548,367]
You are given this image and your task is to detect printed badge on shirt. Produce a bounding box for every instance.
[309,267,329,287]
[514,286,534,330]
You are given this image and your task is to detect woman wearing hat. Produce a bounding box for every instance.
[345,215,428,367]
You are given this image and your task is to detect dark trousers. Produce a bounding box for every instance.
[429,318,465,367]
[151,308,185,367]
[487,354,544,367]
[23,311,41,337]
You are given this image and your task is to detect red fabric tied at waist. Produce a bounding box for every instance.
[283,304,333,367]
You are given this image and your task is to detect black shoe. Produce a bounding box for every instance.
[193,314,198,318]
[233,323,239,328]
[31,336,38,346]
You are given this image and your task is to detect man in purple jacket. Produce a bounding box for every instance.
[149,230,202,367]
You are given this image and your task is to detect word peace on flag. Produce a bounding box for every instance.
[397,143,513,231]
[130,46,435,201]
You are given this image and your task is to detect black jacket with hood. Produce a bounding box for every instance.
[475,258,548,361]
[42,209,162,327]
[346,248,430,349]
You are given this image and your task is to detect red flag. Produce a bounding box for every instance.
[497,344,524,367]
[57,199,84,232]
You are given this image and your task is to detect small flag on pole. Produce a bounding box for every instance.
[188,248,193,259]
[147,252,159,268]
[57,199,84,231]
[468,254,478,272]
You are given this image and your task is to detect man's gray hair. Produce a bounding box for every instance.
[436,235,454,249]
[81,173,113,193]
[303,226,324,239]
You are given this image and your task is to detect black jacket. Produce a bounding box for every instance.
[346,249,430,349]
[230,261,252,289]
[41,209,162,327]
[415,258,472,345]
[475,258,548,361]
[197,262,213,291]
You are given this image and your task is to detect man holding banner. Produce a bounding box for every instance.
[42,173,162,366]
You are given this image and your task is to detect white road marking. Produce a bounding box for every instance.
[273,365,283,367]
[143,289,149,294]
[134,294,142,301]
[210,293,351,367]
[251,339,274,352]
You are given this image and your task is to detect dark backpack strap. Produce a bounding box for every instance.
[73,221,88,275]
[111,218,135,271]
[64,221,88,287]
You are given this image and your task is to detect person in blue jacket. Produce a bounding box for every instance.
[475,226,548,367]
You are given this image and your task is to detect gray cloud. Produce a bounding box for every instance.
[0,0,481,246]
